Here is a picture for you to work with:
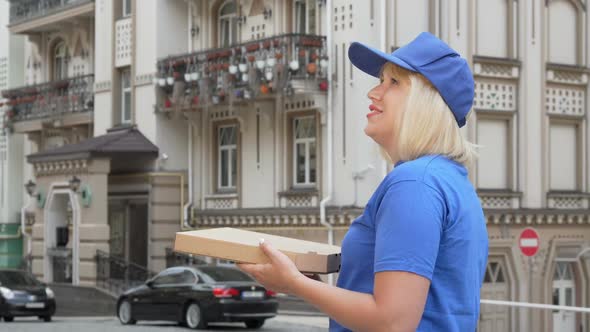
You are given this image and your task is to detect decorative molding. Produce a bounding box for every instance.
[135,73,155,87]
[209,109,237,121]
[204,193,239,210]
[545,84,586,116]
[484,211,590,225]
[33,159,89,176]
[473,56,521,80]
[278,189,319,208]
[547,192,590,209]
[474,79,518,112]
[94,80,111,93]
[191,209,360,227]
[115,18,132,68]
[478,190,522,209]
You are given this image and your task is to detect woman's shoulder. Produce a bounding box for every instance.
[387,155,455,182]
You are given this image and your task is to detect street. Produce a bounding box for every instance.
[1,315,329,331]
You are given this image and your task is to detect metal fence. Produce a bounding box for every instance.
[165,247,207,268]
[95,250,156,296]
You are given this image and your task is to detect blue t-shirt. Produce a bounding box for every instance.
[330,155,488,332]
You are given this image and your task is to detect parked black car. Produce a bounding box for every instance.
[117,266,279,329]
[0,269,56,322]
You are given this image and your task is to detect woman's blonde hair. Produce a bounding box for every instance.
[381,62,477,167]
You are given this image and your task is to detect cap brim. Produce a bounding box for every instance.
[348,42,417,78]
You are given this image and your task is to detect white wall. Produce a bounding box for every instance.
[0,0,26,225]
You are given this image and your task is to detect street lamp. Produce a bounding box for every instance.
[69,176,81,193]
[24,180,37,197]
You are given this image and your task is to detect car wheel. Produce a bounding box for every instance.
[43,315,52,322]
[184,302,206,329]
[245,319,265,329]
[117,299,136,325]
[3,316,14,322]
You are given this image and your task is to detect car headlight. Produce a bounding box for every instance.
[45,287,54,299]
[0,287,14,300]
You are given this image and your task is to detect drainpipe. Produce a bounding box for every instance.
[319,0,334,286]
[20,200,32,263]
[183,2,194,229]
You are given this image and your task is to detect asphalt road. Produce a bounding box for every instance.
[0,315,330,332]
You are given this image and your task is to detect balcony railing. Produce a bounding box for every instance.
[1,74,94,124]
[155,33,329,111]
[9,0,95,25]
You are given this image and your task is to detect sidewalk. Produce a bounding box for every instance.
[274,314,330,329]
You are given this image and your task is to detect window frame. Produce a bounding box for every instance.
[218,0,238,47]
[293,0,316,34]
[121,68,132,124]
[53,41,68,81]
[216,124,239,192]
[123,0,132,18]
[292,115,317,188]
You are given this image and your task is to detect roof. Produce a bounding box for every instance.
[27,126,159,163]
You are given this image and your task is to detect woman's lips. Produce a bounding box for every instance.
[367,105,383,118]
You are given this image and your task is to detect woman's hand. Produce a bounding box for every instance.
[237,239,306,294]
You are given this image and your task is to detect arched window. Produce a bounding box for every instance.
[53,41,68,80]
[218,1,238,47]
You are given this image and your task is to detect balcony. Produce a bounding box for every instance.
[154,33,329,112]
[8,0,95,34]
[1,75,94,133]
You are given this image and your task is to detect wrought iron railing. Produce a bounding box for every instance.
[155,33,328,111]
[1,74,94,124]
[8,0,94,25]
[95,250,156,296]
[165,247,207,268]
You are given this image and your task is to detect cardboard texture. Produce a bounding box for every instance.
[174,227,341,274]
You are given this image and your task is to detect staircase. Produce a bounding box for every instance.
[46,250,157,316]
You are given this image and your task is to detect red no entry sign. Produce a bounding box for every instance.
[519,228,540,257]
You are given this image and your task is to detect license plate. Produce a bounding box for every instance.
[25,302,45,309]
[241,291,264,299]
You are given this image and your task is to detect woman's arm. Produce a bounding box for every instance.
[239,242,430,332]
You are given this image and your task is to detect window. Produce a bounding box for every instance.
[218,125,238,191]
[294,0,316,34]
[198,267,253,282]
[152,269,195,286]
[123,0,132,17]
[218,1,238,47]
[293,116,317,187]
[121,69,131,123]
[53,41,68,80]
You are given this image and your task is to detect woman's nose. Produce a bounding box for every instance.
[367,84,382,101]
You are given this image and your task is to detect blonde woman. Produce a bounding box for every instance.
[239,32,489,332]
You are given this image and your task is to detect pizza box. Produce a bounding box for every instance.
[174,227,341,274]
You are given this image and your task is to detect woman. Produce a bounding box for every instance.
[239,32,489,332]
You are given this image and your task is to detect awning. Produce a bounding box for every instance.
[27,126,159,172]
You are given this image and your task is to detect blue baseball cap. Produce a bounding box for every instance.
[348,32,474,127]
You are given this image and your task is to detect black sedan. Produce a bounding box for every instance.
[0,269,56,322]
[117,266,279,329]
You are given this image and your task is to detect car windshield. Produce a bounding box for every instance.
[199,267,254,282]
[0,271,41,287]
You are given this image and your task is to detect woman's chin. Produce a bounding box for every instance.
[364,126,378,140]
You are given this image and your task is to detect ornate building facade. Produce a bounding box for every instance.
[1,1,589,331]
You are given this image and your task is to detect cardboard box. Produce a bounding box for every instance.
[174,227,341,274]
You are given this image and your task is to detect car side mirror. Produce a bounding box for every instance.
[146,280,154,288]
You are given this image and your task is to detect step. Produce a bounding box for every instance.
[49,283,116,317]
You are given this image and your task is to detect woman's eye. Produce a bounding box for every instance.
[391,78,398,85]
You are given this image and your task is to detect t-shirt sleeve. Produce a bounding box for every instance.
[374,180,445,281]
